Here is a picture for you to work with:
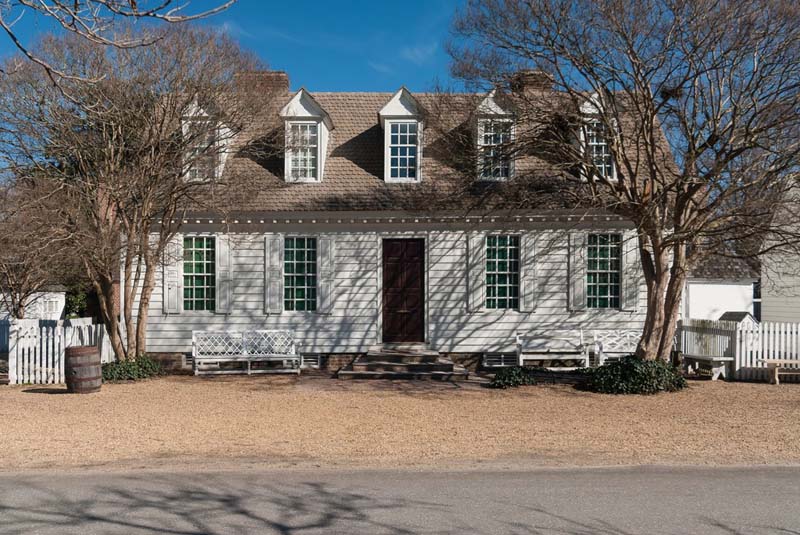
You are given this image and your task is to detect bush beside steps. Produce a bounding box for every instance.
[102,355,164,382]
[490,356,687,395]
[587,356,687,394]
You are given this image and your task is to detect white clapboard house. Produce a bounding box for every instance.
[137,71,654,376]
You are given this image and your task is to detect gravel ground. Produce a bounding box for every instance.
[1,375,798,472]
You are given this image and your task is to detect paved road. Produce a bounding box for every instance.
[0,466,798,534]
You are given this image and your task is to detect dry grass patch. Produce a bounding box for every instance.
[0,376,798,471]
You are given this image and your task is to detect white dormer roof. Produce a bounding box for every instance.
[280,88,333,130]
[477,89,513,116]
[580,92,604,116]
[378,87,421,127]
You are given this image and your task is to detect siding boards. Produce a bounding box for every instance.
[141,228,647,354]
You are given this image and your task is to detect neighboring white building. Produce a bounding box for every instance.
[0,289,66,321]
[682,255,759,321]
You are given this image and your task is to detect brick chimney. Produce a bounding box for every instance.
[511,69,554,93]
[234,70,290,95]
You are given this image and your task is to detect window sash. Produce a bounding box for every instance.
[479,120,512,180]
[288,122,319,181]
[586,233,621,309]
[485,235,520,310]
[185,119,219,182]
[585,121,614,179]
[388,122,418,180]
[284,236,317,311]
[183,236,216,311]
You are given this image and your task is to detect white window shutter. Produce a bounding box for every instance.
[621,233,640,312]
[264,234,284,314]
[467,232,486,312]
[569,232,587,311]
[162,235,183,314]
[519,233,536,313]
[215,234,233,314]
[317,236,335,314]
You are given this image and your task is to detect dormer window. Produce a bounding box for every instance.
[476,90,515,181]
[379,88,423,183]
[280,89,333,184]
[389,122,418,180]
[183,115,223,182]
[287,121,319,182]
[186,122,218,181]
[585,119,615,180]
[478,119,512,180]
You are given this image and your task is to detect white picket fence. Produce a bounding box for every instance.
[5,318,114,385]
[679,319,800,381]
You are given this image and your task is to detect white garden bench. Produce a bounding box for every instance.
[516,329,589,369]
[593,330,640,366]
[192,330,301,376]
[758,359,800,385]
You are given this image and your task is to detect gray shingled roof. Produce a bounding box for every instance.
[199,88,586,214]
[718,311,755,323]
[689,254,760,281]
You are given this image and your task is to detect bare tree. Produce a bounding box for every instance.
[446,0,800,361]
[0,180,81,318]
[0,26,273,359]
[0,1,235,82]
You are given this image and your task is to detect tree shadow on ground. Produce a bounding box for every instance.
[0,473,444,535]
[0,471,790,535]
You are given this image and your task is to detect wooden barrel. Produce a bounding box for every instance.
[65,346,102,394]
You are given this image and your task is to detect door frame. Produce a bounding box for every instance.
[376,233,429,345]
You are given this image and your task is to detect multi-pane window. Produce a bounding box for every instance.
[587,233,621,309]
[479,120,512,180]
[284,237,317,311]
[585,120,614,179]
[486,235,520,310]
[288,122,319,181]
[185,119,219,181]
[389,122,418,180]
[183,236,216,311]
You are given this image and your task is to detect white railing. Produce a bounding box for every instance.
[6,318,112,385]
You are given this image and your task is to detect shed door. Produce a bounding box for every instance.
[382,239,425,343]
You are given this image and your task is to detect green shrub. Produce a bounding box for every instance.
[489,366,538,389]
[587,356,687,395]
[102,355,163,382]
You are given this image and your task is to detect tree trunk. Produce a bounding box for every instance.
[656,243,688,362]
[636,243,671,360]
[134,252,158,357]
[90,269,127,361]
[636,239,688,362]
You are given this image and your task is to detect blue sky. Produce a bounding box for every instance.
[204,0,464,91]
[0,0,464,93]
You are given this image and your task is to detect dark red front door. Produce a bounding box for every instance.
[382,239,425,343]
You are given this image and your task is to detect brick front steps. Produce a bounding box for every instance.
[337,344,469,381]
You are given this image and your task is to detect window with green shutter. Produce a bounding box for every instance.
[587,233,621,309]
[183,236,216,311]
[284,237,317,311]
[485,235,520,310]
